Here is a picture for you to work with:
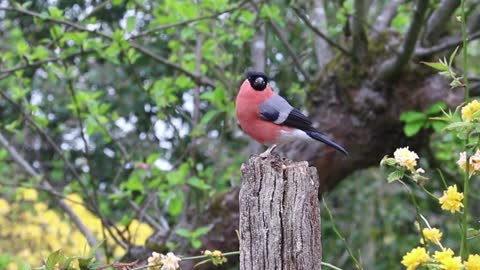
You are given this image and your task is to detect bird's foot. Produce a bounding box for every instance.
[259,144,277,158]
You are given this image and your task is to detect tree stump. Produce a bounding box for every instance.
[239,154,322,270]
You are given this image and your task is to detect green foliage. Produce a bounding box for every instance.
[422,46,463,88]
[0,0,478,269]
[391,2,413,32]
[400,102,447,137]
[176,226,211,249]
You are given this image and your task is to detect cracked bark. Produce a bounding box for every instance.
[239,155,321,270]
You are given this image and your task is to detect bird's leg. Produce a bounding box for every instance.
[259,144,277,158]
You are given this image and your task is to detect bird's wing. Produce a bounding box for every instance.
[259,94,313,130]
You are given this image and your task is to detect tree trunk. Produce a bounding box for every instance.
[239,154,322,270]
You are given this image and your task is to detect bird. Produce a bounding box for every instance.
[235,71,348,156]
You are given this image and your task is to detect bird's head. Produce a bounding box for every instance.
[246,71,269,91]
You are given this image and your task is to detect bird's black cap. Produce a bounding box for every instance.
[246,71,269,91]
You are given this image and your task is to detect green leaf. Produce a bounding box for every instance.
[166,163,189,185]
[32,45,49,60]
[421,61,448,71]
[444,121,475,131]
[404,121,424,137]
[123,175,144,192]
[48,6,64,19]
[45,250,63,270]
[380,157,396,167]
[449,46,460,67]
[126,16,136,32]
[426,102,447,115]
[191,239,202,249]
[200,110,218,125]
[399,111,426,123]
[187,177,211,190]
[432,121,447,131]
[147,153,160,164]
[49,25,63,39]
[192,226,211,237]
[175,228,192,238]
[169,195,184,216]
[387,170,404,183]
[21,1,32,9]
[16,40,30,56]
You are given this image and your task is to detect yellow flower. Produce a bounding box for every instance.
[6,262,18,270]
[439,256,462,270]
[33,202,48,212]
[422,227,443,245]
[439,185,464,213]
[434,248,454,262]
[465,254,480,270]
[394,147,419,171]
[204,250,228,266]
[128,219,154,246]
[0,198,11,215]
[401,247,430,270]
[18,188,38,201]
[462,100,480,122]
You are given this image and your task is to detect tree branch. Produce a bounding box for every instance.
[310,0,332,72]
[0,91,129,248]
[0,47,102,81]
[269,20,310,81]
[0,7,216,87]
[414,30,480,56]
[352,0,368,61]
[130,1,248,39]
[0,131,104,261]
[376,0,430,83]
[292,6,355,60]
[248,0,266,73]
[247,0,265,154]
[423,0,461,45]
[371,0,403,37]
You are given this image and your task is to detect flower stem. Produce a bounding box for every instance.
[460,147,470,259]
[181,251,239,260]
[461,0,469,101]
[399,180,427,247]
[460,0,470,259]
[323,197,364,270]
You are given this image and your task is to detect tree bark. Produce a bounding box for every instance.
[239,154,322,270]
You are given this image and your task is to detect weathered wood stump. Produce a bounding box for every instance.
[239,154,322,270]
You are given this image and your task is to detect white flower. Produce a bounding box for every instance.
[147,252,161,270]
[416,168,425,174]
[160,252,181,270]
[457,150,480,174]
[393,147,419,171]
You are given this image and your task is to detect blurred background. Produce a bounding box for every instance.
[0,0,480,269]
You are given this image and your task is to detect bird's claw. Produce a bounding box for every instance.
[259,144,277,158]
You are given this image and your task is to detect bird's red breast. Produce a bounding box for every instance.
[235,79,292,144]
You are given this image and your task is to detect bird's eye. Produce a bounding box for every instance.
[253,77,266,90]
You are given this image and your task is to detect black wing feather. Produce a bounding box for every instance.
[259,109,279,122]
[281,109,313,131]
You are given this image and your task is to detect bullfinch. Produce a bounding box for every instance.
[235,71,348,156]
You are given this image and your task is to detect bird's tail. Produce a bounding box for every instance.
[305,130,348,155]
